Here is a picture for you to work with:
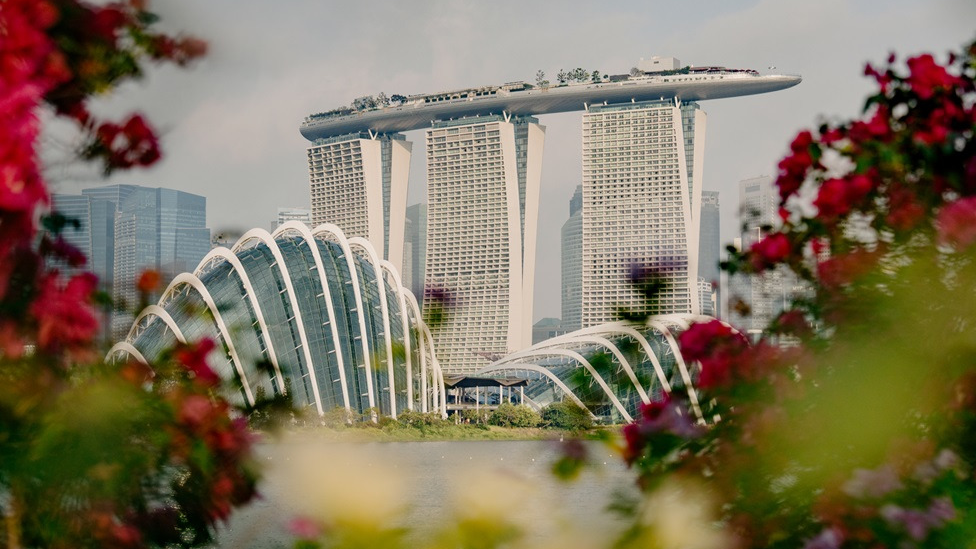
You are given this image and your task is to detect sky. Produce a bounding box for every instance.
[44,0,976,322]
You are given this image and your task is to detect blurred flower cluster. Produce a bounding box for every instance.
[617,39,976,548]
[1,1,258,547]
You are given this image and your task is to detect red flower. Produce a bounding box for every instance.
[886,185,926,231]
[816,249,881,289]
[178,394,214,429]
[31,271,99,352]
[814,178,852,220]
[173,338,221,387]
[936,196,976,251]
[906,53,958,100]
[749,233,791,272]
[679,320,751,389]
[137,269,161,293]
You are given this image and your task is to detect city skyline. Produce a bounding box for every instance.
[44,0,975,322]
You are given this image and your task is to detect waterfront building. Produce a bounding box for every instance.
[479,314,720,423]
[300,60,800,371]
[109,223,445,418]
[272,206,312,230]
[561,185,583,331]
[424,115,545,373]
[580,99,705,326]
[307,132,412,268]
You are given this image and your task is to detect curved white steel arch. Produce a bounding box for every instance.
[404,291,428,413]
[194,246,287,396]
[159,273,255,405]
[106,341,149,366]
[647,318,702,421]
[232,229,322,414]
[272,222,352,412]
[381,259,415,411]
[494,347,632,422]
[474,363,594,418]
[582,323,674,395]
[528,335,650,404]
[349,237,398,418]
[125,304,187,346]
[418,321,445,416]
[311,224,376,412]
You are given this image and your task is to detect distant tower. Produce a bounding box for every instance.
[729,175,801,335]
[561,184,583,331]
[272,207,311,230]
[580,99,706,326]
[424,115,545,373]
[402,203,426,297]
[306,132,412,267]
[698,190,720,317]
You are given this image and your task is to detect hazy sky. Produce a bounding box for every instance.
[45,0,975,321]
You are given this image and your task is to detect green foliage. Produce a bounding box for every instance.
[541,400,593,431]
[487,402,541,428]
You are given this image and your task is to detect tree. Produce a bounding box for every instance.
[619,38,976,548]
[535,69,546,87]
[629,66,641,77]
[591,70,602,83]
[0,1,259,546]
[390,93,407,105]
[541,400,593,431]
[556,69,569,85]
[375,91,390,107]
[571,67,589,83]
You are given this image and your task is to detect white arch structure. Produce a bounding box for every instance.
[313,224,377,413]
[194,246,287,396]
[108,223,444,419]
[272,222,352,412]
[349,237,398,418]
[158,273,255,405]
[381,260,415,411]
[477,314,717,423]
[233,229,323,414]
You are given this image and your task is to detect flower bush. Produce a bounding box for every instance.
[619,39,976,548]
[0,1,259,547]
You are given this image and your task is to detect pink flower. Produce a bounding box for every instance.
[936,196,976,251]
[288,516,322,540]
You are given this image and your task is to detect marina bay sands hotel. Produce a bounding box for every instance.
[300,57,800,373]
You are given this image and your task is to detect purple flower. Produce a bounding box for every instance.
[842,465,902,499]
[801,527,843,549]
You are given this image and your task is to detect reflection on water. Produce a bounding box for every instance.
[219,438,636,548]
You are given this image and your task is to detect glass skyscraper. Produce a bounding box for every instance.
[50,184,211,336]
[561,185,583,332]
[698,190,721,317]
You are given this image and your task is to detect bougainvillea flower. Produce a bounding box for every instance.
[936,196,976,251]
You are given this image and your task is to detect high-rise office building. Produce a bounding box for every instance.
[698,190,721,318]
[561,184,583,331]
[580,99,705,326]
[272,207,312,230]
[728,175,803,335]
[402,203,427,297]
[424,115,545,372]
[307,132,411,267]
[50,185,210,336]
[50,194,92,276]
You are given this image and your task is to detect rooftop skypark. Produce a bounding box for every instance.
[300,59,801,140]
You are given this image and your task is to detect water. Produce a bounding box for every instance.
[219,437,638,548]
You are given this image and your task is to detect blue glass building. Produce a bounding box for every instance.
[109,222,445,418]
